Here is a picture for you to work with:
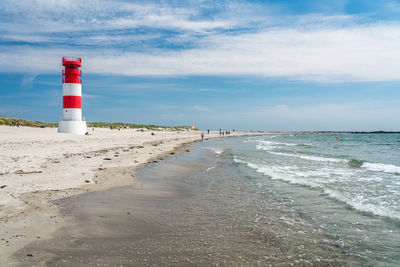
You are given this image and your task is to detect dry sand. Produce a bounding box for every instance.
[0,126,259,265]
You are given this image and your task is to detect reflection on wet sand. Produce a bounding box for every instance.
[16,147,359,266]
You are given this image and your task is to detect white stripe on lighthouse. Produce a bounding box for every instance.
[63,83,82,96]
[62,108,82,121]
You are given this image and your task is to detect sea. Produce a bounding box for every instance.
[202,133,400,266]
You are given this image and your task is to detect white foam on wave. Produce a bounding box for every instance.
[362,162,400,174]
[268,151,344,163]
[205,147,224,155]
[233,157,246,164]
[206,166,215,172]
[234,156,400,220]
[258,140,297,146]
[234,157,323,187]
[324,189,400,220]
[255,142,296,153]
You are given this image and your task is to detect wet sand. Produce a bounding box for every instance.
[15,142,359,266]
[0,126,265,263]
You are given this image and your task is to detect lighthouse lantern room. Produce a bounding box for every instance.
[58,56,87,135]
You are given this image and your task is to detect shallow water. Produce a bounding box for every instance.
[209,133,400,266]
[16,138,363,266]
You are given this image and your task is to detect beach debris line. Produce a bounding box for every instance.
[14,170,42,175]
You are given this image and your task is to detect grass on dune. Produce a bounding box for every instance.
[0,115,196,131]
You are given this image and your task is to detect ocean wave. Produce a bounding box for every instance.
[255,140,298,152]
[234,158,323,187]
[258,140,297,146]
[362,162,400,174]
[205,147,224,155]
[268,151,344,163]
[243,162,399,219]
[324,189,400,220]
[233,157,246,164]
[348,159,364,168]
[234,156,400,220]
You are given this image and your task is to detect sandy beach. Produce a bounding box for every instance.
[0,126,260,265]
[10,134,360,266]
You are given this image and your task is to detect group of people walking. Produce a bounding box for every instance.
[201,129,235,141]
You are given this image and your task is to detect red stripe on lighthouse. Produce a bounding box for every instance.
[63,96,81,108]
[62,68,82,84]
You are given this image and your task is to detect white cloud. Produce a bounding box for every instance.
[21,74,37,88]
[0,0,232,35]
[0,1,400,82]
[2,22,400,82]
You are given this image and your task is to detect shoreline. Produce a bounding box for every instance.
[0,126,267,264]
[15,136,359,266]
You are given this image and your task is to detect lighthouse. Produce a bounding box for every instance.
[58,56,87,135]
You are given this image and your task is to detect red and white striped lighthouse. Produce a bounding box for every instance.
[58,56,87,135]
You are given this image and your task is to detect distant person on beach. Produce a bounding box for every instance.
[207,129,210,134]
[201,132,204,141]
[219,129,222,136]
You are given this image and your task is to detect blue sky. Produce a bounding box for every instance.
[1,0,400,131]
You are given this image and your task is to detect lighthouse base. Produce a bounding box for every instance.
[58,120,87,135]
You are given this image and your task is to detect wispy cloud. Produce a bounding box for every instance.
[82,93,101,98]
[0,0,400,82]
[20,74,37,89]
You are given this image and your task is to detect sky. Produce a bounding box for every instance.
[0,0,400,131]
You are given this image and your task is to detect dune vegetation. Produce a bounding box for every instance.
[0,115,195,131]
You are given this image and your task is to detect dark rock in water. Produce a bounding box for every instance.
[26,254,33,257]
[0,185,7,189]
[85,180,90,183]
[103,158,112,161]
[137,146,144,149]
[348,159,364,168]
